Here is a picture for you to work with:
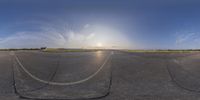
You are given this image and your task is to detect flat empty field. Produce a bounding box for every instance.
[0,50,200,100]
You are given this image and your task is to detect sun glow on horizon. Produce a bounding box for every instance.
[96,42,103,47]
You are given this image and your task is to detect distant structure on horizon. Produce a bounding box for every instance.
[40,47,47,50]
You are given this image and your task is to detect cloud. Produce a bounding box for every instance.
[0,32,63,48]
[0,24,131,49]
[176,33,196,44]
[84,24,90,28]
[175,32,200,49]
[0,24,131,48]
[0,30,92,48]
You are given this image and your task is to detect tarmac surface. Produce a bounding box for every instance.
[0,51,200,100]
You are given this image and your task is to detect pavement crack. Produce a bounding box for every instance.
[48,54,61,83]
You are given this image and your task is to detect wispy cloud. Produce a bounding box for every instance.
[176,33,196,44]
[0,24,131,49]
[175,32,200,49]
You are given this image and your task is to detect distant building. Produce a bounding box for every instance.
[40,47,47,50]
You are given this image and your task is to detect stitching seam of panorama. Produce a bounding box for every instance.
[11,51,113,86]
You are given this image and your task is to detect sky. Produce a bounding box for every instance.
[1,0,200,49]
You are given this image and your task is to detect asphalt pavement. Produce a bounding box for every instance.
[0,51,200,100]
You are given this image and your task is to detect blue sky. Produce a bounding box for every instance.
[0,0,200,49]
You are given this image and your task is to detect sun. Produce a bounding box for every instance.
[96,42,103,47]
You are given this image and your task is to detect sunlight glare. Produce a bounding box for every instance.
[97,42,103,47]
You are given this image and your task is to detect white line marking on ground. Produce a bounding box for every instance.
[13,51,112,86]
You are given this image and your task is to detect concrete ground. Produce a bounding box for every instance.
[0,51,200,100]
